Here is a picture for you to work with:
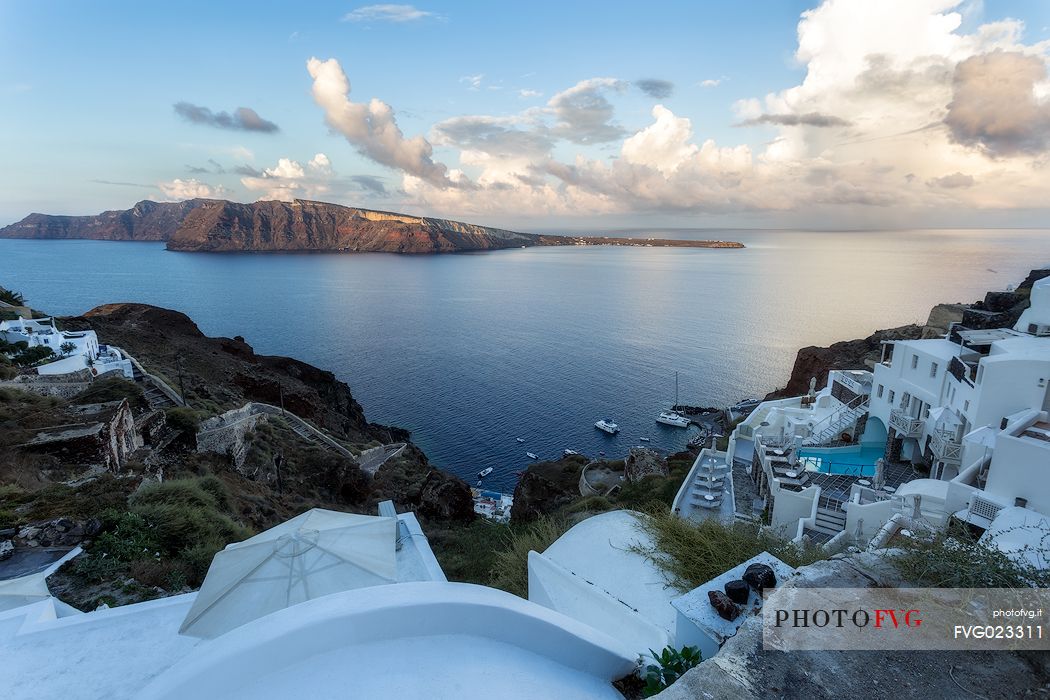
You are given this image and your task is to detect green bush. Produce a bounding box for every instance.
[12,345,55,367]
[164,407,200,434]
[0,287,24,306]
[644,645,702,697]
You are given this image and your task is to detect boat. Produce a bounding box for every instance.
[526,452,538,460]
[656,372,690,428]
[594,418,620,434]
[477,467,493,479]
[639,437,651,442]
[516,437,525,443]
[563,449,579,456]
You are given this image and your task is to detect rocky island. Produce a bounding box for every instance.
[0,199,745,253]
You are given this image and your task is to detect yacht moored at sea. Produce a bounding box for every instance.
[526,452,539,460]
[516,437,525,443]
[477,467,493,479]
[563,449,579,456]
[594,419,620,434]
[655,371,690,428]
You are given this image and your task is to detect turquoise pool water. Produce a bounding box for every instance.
[797,444,885,477]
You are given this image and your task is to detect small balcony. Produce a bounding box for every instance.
[889,409,924,438]
[930,429,962,463]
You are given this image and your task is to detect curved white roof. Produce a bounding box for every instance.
[139,582,634,700]
[894,479,950,501]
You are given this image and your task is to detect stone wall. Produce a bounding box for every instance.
[0,369,94,400]
[196,404,264,469]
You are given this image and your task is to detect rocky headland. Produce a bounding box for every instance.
[0,198,744,253]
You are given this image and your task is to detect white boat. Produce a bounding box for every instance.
[563,449,579,456]
[639,437,651,442]
[526,452,538,460]
[516,437,525,443]
[594,419,619,434]
[656,372,690,428]
[477,467,493,478]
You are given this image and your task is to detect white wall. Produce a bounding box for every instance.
[984,433,1050,515]
[771,485,818,538]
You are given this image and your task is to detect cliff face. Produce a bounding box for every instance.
[166,199,546,253]
[0,200,209,241]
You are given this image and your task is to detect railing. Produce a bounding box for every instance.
[803,395,869,446]
[889,409,924,438]
[930,429,962,462]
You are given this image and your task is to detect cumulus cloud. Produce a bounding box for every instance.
[945,50,1050,156]
[546,78,628,144]
[738,112,852,127]
[240,153,336,201]
[156,178,227,201]
[342,4,437,22]
[307,57,451,186]
[698,78,722,88]
[635,78,675,99]
[173,102,279,133]
[312,1,1050,222]
[927,171,976,187]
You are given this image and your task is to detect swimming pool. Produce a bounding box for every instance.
[797,444,885,477]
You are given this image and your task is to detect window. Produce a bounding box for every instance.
[877,384,884,399]
[911,355,919,370]
[964,400,970,412]
[930,362,938,378]
[888,390,895,405]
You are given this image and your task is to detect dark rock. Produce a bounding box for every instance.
[724,579,750,604]
[0,540,14,561]
[510,468,578,524]
[417,470,475,522]
[743,563,777,593]
[708,590,740,621]
[0,528,16,538]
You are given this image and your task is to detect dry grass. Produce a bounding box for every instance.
[630,508,831,591]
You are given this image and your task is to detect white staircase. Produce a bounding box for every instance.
[802,396,869,446]
[811,506,847,536]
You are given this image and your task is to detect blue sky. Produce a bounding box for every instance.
[2,1,1050,228]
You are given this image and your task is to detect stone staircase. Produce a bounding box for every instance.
[132,366,178,410]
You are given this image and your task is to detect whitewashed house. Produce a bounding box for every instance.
[718,277,1050,557]
[0,316,133,378]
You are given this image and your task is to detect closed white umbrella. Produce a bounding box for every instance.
[871,458,886,492]
[179,508,397,639]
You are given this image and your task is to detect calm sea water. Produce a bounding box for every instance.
[1,229,1047,491]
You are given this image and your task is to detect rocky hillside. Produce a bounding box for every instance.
[165,199,550,253]
[0,199,208,241]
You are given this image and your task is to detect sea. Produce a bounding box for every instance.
[1,228,1047,492]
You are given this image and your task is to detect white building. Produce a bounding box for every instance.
[720,277,1050,558]
[870,325,1050,480]
[0,316,133,378]
[2,505,636,700]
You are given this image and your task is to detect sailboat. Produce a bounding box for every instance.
[656,371,690,428]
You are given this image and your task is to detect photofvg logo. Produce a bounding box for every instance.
[762,588,1050,651]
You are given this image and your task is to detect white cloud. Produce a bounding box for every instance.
[460,74,484,90]
[698,78,722,88]
[518,89,542,98]
[307,57,451,186]
[316,1,1050,222]
[240,154,336,201]
[156,178,227,201]
[342,4,437,23]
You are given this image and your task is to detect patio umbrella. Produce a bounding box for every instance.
[0,572,51,612]
[871,458,886,492]
[179,508,397,639]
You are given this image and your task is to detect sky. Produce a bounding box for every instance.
[2,0,1050,230]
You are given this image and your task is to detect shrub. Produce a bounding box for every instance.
[891,525,1050,588]
[12,345,55,367]
[630,509,830,592]
[0,287,24,306]
[164,407,200,434]
[643,645,702,697]
[72,377,145,408]
[490,516,571,598]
